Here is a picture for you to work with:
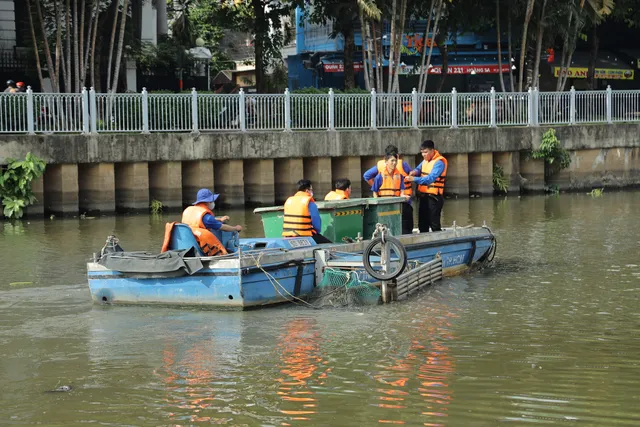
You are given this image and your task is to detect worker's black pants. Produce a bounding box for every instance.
[418,194,444,232]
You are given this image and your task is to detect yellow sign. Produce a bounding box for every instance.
[377,210,401,217]
[554,67,635,80]
[334,210,362,217]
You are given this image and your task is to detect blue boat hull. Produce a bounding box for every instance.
[87,227,495,308]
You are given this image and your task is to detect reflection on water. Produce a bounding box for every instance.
[2,194,640,425]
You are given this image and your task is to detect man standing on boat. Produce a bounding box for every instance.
[405,140,448,232]
[325,178,352,200]
[283,179,332,244]
[363,144,414,234]
[371,153,411,201]
[180,189,243,255]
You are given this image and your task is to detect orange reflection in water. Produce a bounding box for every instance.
[374,303,458,426]
[275,318,328,425]
[158,340,221,425]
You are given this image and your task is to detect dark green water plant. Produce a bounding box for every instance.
[0,153,46,219]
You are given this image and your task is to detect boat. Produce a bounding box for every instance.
[87,197,496,309]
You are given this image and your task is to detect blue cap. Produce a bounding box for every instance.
[193,188,219,205]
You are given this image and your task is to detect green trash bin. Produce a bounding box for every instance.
[362,197,405,238]
[254,199,365,242]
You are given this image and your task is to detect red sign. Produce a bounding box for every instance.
[426,64,511,75]
[323,62,365,73]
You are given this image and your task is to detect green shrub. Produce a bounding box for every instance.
[531,129,571,175]
[0,153,46,219]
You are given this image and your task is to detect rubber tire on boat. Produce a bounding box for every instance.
[362,236,408,281]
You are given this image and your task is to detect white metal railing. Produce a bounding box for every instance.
[6,85,640,135]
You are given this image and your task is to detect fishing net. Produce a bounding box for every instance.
[308,268,382,308]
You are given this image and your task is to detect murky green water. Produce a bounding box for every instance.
[2,194,640,426]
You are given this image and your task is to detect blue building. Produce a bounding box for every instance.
[287,8,515,93]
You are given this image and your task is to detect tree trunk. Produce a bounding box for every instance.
[555,10,574,92]
[391,0,408,93]
[94,35,101,92]
[82,0,98,86]
[65,0,71,92]
[518,0,536,92]
[73,0,80,92]
[89,0,99,88]
[496,0,507,92]
[79,0,86,88]
[417,0,435,95]
[387,0,397,93]
[359,9,371,91]
[106,0,119,92]
[26,0,45,91]
[586,25,599,90]
[559,15,582,92]
[252,0,267,93]
[531,0,547,89]
[343,26,356,90]
[111,0,129,93]
[419,0,443,94]
[372,21,382,92]
[507,1,515,92]
[55,0,64,92]
[365,21,376,90]
[435,32,448,93]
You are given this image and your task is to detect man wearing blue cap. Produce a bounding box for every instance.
[182,188,243,236]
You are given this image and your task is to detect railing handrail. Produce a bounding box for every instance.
[0,85,638,135]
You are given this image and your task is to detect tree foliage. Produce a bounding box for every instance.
[0,153,47,219]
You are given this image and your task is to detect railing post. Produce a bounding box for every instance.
[370,88,377,130]
[533,87,539,126]
[239,88,246,131]
[569,86,576,125]
[451,88,458,129]
[411,88,418,129]
[490,87,496,128]
[26,86,35,135]
[328,88,335,131]
[81,87,90,134]
[284,88,292,131]
[606,85,613,124]
[191,88,199,134]
[89,87,97,134]
[527,87,534,126]
[141,87,150,134]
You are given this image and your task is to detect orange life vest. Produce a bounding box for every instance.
[417,150,448,195]
[324,189,349,200]
[180,204,228,256]
[282,191,316,237]
[375,159,413,197]
[377,167,403,197]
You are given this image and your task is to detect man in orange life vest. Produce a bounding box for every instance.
[363,144,414,234]
[405,140,448,232]
[282,179,332,244]
[181,189,243,256]
[325,178,351,200]
[371,153,411,201]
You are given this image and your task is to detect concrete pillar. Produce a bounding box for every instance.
[78,163,116,214]
[149,161,182,210]
[244,159,275,206]
[25,175,44,217]
[115,162,149,212]
[182,160,214,206]
[444,153,469,197]
[303,157,332,200]
[332,156,362,198]
[468,152,494,196]
[43,164,79,214]
[520,152,546,192]
[494,152,521,193]
[214,160,244,207]
[361,155,378,197]
[274,158,304,204]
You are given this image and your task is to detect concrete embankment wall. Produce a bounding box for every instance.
[1,124,640,215]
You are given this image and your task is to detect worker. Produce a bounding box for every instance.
[371,153,411,200]
[181,188,243,256]
[325,178,352,200]
[405,140,448,232]
[363,144,414,234]
[282,179,332,244]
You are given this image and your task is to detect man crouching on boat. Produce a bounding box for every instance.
[181,189,243,256]
[282,179,332,244]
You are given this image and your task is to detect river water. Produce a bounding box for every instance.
[2,193,640,426]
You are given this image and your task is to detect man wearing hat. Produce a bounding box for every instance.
[180,189,243,256]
